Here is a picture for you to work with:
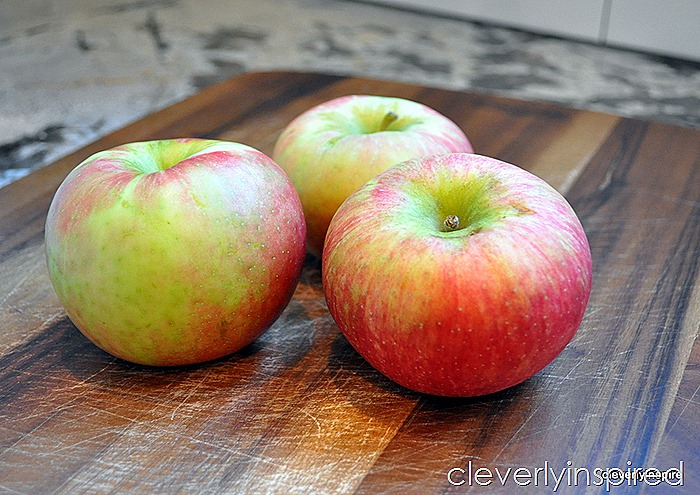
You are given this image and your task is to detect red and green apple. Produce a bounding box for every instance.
[322,153,592,397]
[273,95,473,255]
[45,138,306,366]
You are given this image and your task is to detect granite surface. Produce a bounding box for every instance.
[1,0,699,188]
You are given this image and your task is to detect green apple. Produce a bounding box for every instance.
[45,139,306,366]
[273,95,473,255]
[322,153,592,397]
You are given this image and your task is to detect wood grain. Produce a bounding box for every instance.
[0,71,697,494]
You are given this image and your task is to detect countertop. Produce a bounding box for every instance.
[1,0,699,189]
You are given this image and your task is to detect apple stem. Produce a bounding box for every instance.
[379,111,399,132]
[443,215,460,231]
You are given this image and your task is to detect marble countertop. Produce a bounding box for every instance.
[1,0,699,188]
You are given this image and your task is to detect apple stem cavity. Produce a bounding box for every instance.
[443,215,461,232]
[379,111,399,132]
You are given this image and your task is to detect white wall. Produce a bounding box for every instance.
[605,0,700,62]
[362,0,700,61]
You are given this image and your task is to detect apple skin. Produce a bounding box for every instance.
[45,139,306,366]
[272,95,473,256]
[322,153,592,397]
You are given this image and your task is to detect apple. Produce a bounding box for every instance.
[45,138,306,366]
[272,94,473,255]
[322,153,592,397]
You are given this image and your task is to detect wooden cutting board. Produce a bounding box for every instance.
[1,71,698,494]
